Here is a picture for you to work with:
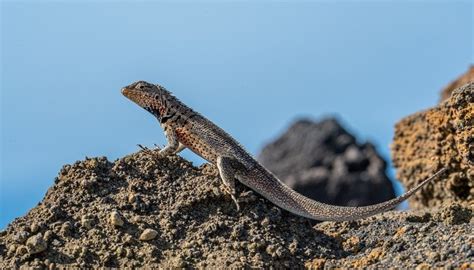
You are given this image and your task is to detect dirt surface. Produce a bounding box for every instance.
[1,151,472,268]
[258,118,395,207]
[391,82,473,209]
[440,66,474,102]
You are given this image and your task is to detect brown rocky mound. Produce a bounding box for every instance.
[0,152,341,268]
[391,82,473,209]
[258,118,395,208]
[440,66,474,102]
[1,151,472,268]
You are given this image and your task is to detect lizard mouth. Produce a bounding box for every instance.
[121,87,144,106]
[121,87,132,97]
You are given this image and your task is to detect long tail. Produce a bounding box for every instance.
[244,167,447,221]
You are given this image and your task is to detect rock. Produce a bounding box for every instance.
[30,223,39,234]
[416,263,431,270]
[258,118,395,207]
[435,203,472,225]
[305,258,326,270]
[139,229,158,241]
[440,65,474,102]
[0,151,472,268]
[60,221,73,237]
[81,215,93,229]
[110,211,124,227]
[391,82,473,209]
[13,231,29,244]
[25,234,47,255]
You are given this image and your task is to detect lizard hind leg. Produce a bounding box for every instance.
[216,156,244,212]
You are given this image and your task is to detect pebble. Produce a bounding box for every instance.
[7,244,16,255]
[60,221,73,236]
[81,215,93,229]
[415,263,431,270]
[26,233,48,254]
[132,216,142,223]
[30,223,40,234]
[13,231,29,244]
[43,230,54,241]
[128,193,138,204]
[110,211,124,227]
[139,229,158,241]
[15,245,28,256]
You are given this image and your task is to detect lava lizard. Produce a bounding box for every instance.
[122,81,446,221]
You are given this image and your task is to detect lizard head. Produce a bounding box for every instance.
[121,81,167,116]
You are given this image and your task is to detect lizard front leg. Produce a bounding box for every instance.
[216,156,246,211]
[158,127,183,157]
[139,130,186,159]
[173,143,186,155]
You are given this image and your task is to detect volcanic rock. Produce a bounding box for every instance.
[391,82,473,209]
[258,118,396,207]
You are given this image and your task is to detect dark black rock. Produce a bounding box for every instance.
[258,118,396,207]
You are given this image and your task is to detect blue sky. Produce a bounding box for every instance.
[1,1,472,229]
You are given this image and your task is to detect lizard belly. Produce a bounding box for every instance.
[175,127,218,163]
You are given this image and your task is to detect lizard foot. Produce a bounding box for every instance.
[137,144,163,159]
[222,184,241,212]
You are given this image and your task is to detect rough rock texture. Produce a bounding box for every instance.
[440,66,474,102]
[0,152,472,268]
[392,83,473,209]
[258,118,396,207]
[309,203,473,269]
[0,152,341,269]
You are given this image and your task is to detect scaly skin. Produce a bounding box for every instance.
[122,81,446,221]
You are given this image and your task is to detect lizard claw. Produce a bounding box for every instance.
[222,185,241,211]
[137,144,151,153]
[137,144,163,159]
[230,194,240,212]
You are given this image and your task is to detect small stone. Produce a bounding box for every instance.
[26,233,48,254]
[428,251,440,261]
[81,215,93,229]
[416,263,431,270]
[43,230,54,241]
[261,217,270,227]
[128,193,138,204]
[60,221,73,236]
[248,243,257,252]
[116,247,124,257]
[125,248,133,258]
[139,228,158,241]
[132,216,142,223]
[110,211,124,227]
[123,234,133,244]
[343,236,361,252]
[52,239,61,246]
[13,230,29,244]
[15,245,28,256]
[30,223,40,233]
[7,244,17,255]
[266,244,276,257]
[393,225,411,239]
[305,258,326,270]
